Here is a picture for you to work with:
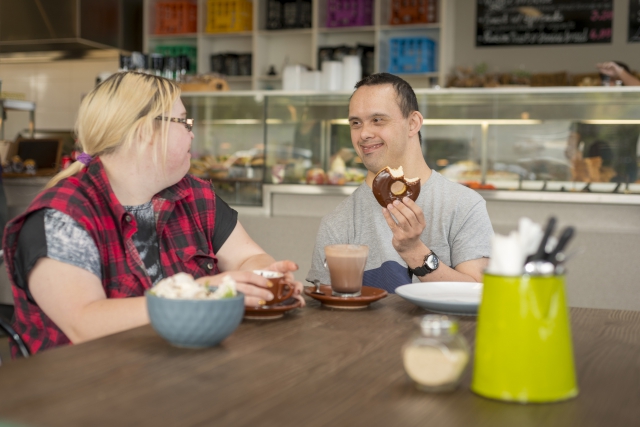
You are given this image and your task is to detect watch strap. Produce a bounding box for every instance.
[408,251,438,278]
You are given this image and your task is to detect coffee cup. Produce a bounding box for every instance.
[253,270,294,305]
[324,244,369,297]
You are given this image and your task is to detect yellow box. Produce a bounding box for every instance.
[206,0,253,33]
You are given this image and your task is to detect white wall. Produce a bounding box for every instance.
[453,0,640,75]
[0,53,119,141]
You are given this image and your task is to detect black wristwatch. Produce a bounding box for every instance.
[408,251,440,277]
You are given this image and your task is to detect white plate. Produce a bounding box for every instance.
[395,282,482,316]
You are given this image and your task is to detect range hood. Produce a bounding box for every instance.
[0,0,142,54]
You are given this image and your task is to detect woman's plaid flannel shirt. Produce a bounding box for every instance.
[3,158,221,355]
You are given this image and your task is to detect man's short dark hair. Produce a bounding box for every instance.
[352,73,422,143]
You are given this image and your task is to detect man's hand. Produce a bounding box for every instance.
[381,196,487,283]
[382,197,426,255]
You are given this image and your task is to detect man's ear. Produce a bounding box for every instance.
[408,110,423,138]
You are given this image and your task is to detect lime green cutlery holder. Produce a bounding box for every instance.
[471,274,578,403]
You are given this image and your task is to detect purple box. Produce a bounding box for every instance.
[326,0,373,28]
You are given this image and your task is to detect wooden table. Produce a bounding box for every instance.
[0,295,639,427]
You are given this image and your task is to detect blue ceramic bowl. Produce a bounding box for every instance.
[146,291,245,348]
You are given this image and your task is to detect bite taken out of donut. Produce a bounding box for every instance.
[372,166,421,207]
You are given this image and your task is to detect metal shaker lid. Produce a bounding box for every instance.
[418,314,459,336]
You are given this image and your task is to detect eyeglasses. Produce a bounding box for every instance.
[155,116,194,132]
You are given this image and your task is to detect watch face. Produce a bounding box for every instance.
[426,254,439,270]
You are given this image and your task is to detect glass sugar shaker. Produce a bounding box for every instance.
[402,315,470,392]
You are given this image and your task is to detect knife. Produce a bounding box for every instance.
[547,226,575,265]
[526,216,557,263]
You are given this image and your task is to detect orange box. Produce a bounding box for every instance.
[155,1,198,34]
[390,0,438,25]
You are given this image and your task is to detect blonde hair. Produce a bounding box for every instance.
[46,71,181,189]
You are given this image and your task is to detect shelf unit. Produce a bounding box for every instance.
[143,0,453,91]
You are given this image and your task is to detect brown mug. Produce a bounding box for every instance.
[253,270,294,305]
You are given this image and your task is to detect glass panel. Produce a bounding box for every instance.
[265,94,367,185]
[183,94,265,206]
[184,88,640,204]
[328,122,367,185]
[423,124,483,181]
[568,123,640,190]
[487,122,573,190]
[416,89,640,193]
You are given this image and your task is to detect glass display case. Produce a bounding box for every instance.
[183,88,640,206]
[184,93,265,205]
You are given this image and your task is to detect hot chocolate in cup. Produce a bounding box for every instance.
[253,270,294,306]
[324,244,369,297]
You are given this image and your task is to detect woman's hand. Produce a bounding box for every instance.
[197,261,306,307]
[262,260,306,307]
[196,271,274,307]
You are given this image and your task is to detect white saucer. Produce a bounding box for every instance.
[395,282,482,316]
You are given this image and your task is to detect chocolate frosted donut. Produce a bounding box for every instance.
[372,166,421,207]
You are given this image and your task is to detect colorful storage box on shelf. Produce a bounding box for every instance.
[326,0,373,28]
[206,0,253,33]
[266,0,312,30]
[389,0,438,25]
[155,45,198,73]
[388,37,435,74]
[155,1,197,34]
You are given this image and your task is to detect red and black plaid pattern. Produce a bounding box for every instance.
[3,158,220,356]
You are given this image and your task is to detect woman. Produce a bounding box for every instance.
[3,72,304,356]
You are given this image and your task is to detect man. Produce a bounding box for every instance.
[306,73,493,293]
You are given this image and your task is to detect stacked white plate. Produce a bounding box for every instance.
[395,282,482,316]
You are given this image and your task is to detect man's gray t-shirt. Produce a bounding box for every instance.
[307,170,493,293]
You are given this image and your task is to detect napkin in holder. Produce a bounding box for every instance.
[472,218,579,403]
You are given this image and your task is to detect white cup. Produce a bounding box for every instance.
[321,61,343,91]
[282,65,304,91]
[341,55,362,91]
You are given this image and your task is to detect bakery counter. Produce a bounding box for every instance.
[184,88,640,207]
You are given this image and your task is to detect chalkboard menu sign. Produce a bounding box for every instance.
[629,0,640,42]
[476,0,613,47]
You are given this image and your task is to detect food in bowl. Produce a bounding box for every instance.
[146,273,244,348]
[149,272,236,300]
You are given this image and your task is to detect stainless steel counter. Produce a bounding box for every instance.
[235,184,640,218]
